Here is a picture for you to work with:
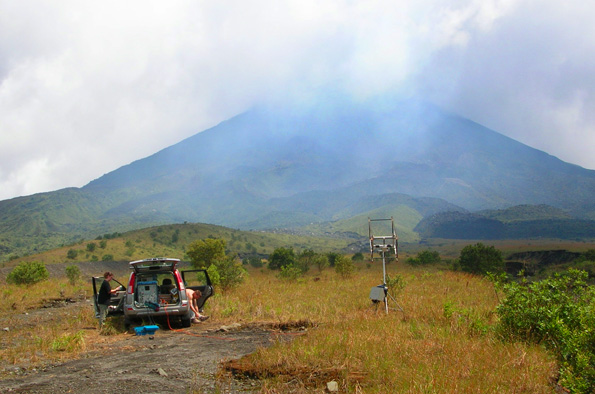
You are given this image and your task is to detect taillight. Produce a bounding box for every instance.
[174,270,185,291]
[127,273,135,294]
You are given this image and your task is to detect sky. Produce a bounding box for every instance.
[0,0,594,201]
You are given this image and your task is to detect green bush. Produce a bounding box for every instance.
[209,255,247,291]
[496,269,595,393]
[278,264,303,281]
[7,261,49,285]
[334,255,355,278]
[351,252,365,262]
[66,249,78,259]
[268,247,296,270]
[458,243,503,275]
[243,255,263,268]
[406,250,441,266]
[65,265,80,285]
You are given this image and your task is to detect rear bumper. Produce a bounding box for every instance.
[123,305,190,318]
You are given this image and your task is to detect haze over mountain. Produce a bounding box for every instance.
[0,96,593,259]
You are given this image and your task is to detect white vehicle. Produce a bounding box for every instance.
[93,257,213,328]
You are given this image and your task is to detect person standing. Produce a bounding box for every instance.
[97,271,119,328]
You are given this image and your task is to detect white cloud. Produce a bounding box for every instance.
[0,0,593,200]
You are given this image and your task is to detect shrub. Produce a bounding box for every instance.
[326,252,341,267]
[243,255,263,268]
[101,254,114,262]
[458,243,503,275]
[65,265,80,285]
[187,238,226,268]
[278,264,303,281]
[7,261,49,285]
[209,255,247,291]
[497,269,595,393]
[351,252,365,262]
[66,249,78,259]
[406,250,441,266]
[334,255,355,278]
[86,242,96,252]
[314,254,329,271]
[268,247,296,270]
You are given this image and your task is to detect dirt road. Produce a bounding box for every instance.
[0,301,294,394]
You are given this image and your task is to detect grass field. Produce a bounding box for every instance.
[0,254,573,393]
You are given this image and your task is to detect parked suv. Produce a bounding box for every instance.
[92,257,213,328]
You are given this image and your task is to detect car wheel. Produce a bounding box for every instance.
[180,315,192,328]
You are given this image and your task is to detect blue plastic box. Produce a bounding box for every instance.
[134,325,160,336]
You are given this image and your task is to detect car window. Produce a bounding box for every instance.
[181,270,209,287]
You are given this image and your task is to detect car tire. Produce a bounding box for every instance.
[180,315,192,328]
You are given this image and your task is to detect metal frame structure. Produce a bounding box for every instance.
[368,217,403,314]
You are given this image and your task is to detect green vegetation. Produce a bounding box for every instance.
[334,254,355,277]
[497,269,595,393]
[268,247,296,270]
[65,265,80,285]
[458,242,504,275]
[187,238,246,290]
[7,261,49,285]
[406,249,441,265]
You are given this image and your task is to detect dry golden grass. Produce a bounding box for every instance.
[0,278,123,373]
[208,263,557,393]
[0,262,558,392]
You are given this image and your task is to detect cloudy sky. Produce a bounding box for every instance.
[0,0,593,201]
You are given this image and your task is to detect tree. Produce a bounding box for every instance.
[66,249,78,259]
[243,255,263,268]
[187,238,226,268]
[209,255,247,290]
[7,261,49,285]
[65,265,80,285]
[326,252,341,267]
[406,250,441,266]
[268,247,296,270]
[314,254,329,271]
[351,252,365,262]
[458,243,504,275]
[297,249,316,273]
[334,254,355,278]
[86,242,96,252]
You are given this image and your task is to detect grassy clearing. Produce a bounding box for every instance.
[0,262,558,392]
[0,278,122,373]
[207,263,557,393]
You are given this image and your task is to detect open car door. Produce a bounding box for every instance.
[181,269,213,311]
[91,276,127,317]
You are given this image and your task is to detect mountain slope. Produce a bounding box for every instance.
[1,96,594,259]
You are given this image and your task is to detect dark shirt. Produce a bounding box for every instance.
[98,279,112,305]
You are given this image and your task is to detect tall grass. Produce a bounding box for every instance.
[0,262,558,392]
[208,263,557,393]
[0,278,114,371]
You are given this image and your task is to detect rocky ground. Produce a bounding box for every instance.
[0,300,297,394]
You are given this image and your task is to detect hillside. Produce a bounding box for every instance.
[2,222,357,270]
[416,205,595,240]
[1,96,594,260]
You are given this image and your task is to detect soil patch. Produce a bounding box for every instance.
[0,301,300,394]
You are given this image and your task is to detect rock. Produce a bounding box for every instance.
[327,380,339,392]
[2,327,9,332]
[157,368,168,377]
[218,323,242,332]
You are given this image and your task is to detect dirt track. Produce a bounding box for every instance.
[0,301,295,394]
